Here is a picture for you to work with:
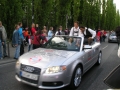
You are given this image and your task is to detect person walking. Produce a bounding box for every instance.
[12,24,21,60]
[55,26,65,35]
[18,22,25,56]
[96,28,101,42]
[0,21,7,58]
[48,27,54,40]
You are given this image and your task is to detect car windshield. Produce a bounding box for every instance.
[111,33,116,36]
[43,36,81,51]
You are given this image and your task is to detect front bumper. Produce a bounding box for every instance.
[15,68,71,89]
[108,39,117,42]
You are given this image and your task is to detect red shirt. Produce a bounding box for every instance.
[31,27,36,36]
[97,31,101,37]
[33,34,40,45]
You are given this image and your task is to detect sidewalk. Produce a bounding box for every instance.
[0,44,28,65]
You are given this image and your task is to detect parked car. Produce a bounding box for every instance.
[15,36,102,89]
[108,33,117,43]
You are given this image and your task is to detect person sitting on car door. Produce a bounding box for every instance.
[80,25,96,45]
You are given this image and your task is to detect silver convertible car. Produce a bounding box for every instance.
[15,36,102,89]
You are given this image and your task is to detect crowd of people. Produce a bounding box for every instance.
[0,21,108,60]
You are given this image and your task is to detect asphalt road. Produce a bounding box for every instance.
[0,41,119,90]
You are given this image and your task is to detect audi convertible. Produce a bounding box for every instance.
[15,36,102,89]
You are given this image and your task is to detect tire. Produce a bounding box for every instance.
[70,65,82,89]
[96,52,102,65]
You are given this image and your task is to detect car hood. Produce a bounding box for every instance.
[19,48,77,68]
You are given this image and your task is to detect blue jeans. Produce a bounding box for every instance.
[14,45,20,59]
[28,45,33,51]
[3,41,7,56]
[0,40,2,58]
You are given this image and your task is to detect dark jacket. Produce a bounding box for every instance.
[84,29,92,38]
[115,26,120,37]
[0,30,3,42]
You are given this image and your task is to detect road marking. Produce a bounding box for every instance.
[102,45,108,50]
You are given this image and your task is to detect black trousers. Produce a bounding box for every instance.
[117,36,120,47]
[20,41,24,56]
[33,44,40,49]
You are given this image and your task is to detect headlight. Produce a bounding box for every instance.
[45,66,67,74]
[16,60,21,68]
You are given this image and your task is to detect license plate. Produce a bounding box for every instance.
[20,71,38,80]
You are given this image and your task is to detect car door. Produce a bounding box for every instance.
[82,48,93,72]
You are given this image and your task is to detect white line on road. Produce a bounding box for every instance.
[102,45,108,50]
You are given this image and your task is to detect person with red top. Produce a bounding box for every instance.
[23,27,29,45]
[101,30,106,42]
[31,23,36,36]
[96,29,101,42]
[33,30,47,49]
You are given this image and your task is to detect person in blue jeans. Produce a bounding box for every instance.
[18,22,25,56]
[12,24,21,60]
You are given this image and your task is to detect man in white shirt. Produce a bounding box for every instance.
[80,26,96,44]
[69,21,83,37]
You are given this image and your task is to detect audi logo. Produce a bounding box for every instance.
[24,66,35,72]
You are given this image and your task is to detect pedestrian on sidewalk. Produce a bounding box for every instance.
[12,24,21,60]
[43,26,48,37]
[48,27,54,40]
[36,24,40,31]
[18,22,25,56]
[0,21,8,58]
[28,31,33,51]
[55,26,65,35]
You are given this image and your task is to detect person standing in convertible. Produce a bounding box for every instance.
[69,21,83,37]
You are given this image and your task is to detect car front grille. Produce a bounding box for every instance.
[19,64,41,85]
[20,64,41,75]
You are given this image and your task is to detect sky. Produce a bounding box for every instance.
[114,0,120,11]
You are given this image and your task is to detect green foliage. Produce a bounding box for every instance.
[0,0,120,39]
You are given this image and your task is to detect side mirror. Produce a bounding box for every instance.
[83,45,92,49]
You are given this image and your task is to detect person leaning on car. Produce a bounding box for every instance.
[79,25,96,45]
